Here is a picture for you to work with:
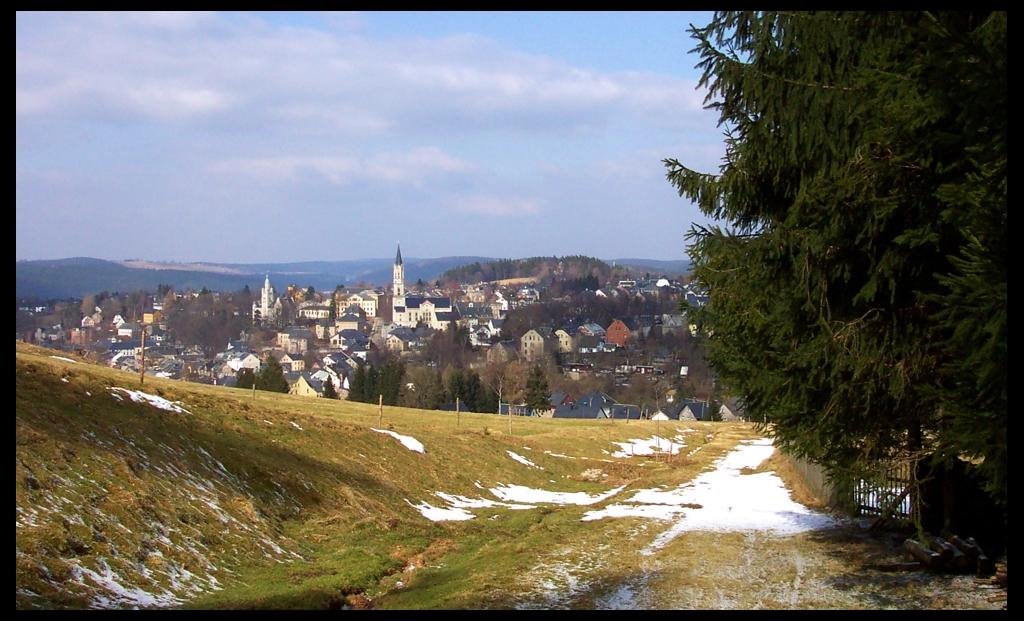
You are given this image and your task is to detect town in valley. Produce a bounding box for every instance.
[17,247,732,422]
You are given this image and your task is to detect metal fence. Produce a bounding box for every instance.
[853,460,918,521]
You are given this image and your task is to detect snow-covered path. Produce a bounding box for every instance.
[507,432,996,610]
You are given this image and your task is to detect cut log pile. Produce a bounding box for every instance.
[902,534,996,577]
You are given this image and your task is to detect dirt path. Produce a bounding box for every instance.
[510,433,1001,610]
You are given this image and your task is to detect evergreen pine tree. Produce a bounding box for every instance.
[349,365,366,402]
[235,368,255,389]
[667,11,1006,504]
[322,376,338,399]
[524,365,550,413]
[256,356,290,393]
[366,366,380,404]
[424,370,446,410]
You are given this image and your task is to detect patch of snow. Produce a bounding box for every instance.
[434,491,534,510]
[630,438,838,553]
[610,435,685,458]
[262,420,273,425]
[405,499,474,521]
[544,451,576,459]
[61,377,69,383]
[107,388,190,414]
[371,428,425,453]
[581,502,689,522]
[289,421,303,431]
[86,391,92,396]
[70,557,182,608]
[488,484,625,506]
[507,450,540,468]
[50,355,77,363]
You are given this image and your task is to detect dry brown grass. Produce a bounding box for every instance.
[759,451,830,510]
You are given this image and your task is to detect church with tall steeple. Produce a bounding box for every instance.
[390,243,458,330]
[252,274,280,325]
[393,243,405,299]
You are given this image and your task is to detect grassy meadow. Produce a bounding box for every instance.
[16,342,756,609]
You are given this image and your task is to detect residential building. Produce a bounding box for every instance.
[520,327,556,362]
[554,328,575,354]
[605,319,633,348]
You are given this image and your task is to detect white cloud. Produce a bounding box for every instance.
[210,146,470,185]
[16,12,705,131]
[445,194,540,217]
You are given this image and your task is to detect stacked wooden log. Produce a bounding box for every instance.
[903,534,997,577]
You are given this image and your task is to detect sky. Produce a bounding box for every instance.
[16,11,725,263]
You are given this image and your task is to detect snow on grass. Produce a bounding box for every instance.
[371,428,425,453]
[488,484,626,506]
[61,377,70,383]
[582,503,690,522]
[70,558,182,609]
[507,450,540,468]
[434,491,534,511]
[405,499,474,521]
[289,421,303,431]
[589,437,841,553]
[107,388,190,414]
[610,436,685,458]
[544,451,576,459]
[262,420,273,426]
[49,355,77,363]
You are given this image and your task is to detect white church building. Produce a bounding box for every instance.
[390,244,458,330]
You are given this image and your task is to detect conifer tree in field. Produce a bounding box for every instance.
[524,365,551,413]
[256,356,290,393]
[349,364,366,402]
[235,368,255,390]
[668,12,1005,504]
[379,358,405,406]
[424,370,446,410]
[364,366,381,403]
[322,376,338,399]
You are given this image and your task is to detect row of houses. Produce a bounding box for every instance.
[518,314,693,362]
[540,393,741,424]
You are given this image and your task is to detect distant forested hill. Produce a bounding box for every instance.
[440,256,690,285]
[610,258,691,276]
[16,255,688,299]
[441,256,614,284]
[15,256,494,300]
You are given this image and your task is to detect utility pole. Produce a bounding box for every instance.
[139,324,147,386]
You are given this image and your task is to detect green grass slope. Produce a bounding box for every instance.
[16,343,755,609]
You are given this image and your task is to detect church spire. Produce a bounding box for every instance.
[393,243,405,299]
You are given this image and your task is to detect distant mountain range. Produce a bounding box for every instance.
[15,256,690,300]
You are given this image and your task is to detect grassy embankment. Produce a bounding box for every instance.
[16,342,760,609]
